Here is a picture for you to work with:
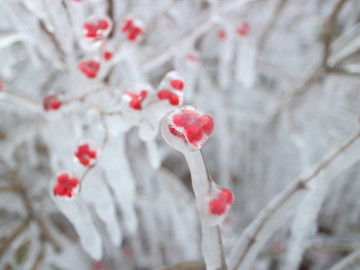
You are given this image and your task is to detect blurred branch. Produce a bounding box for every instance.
[322,0,351,69]
[257,0,288,53]
[11,171,62,251]
[0,217,30,258]
[231,130,360,270]
[31,242,46,270]
[158,261,206,270]
[328,249,360,270]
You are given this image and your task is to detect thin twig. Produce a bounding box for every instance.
[31,242,46,270]
[0,217,31,258]
[322,0,350,69]
[11,171,62,251]
[232,130,360,270]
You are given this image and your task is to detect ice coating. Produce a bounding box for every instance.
[156,71,184,106]
[82,15,112,40]
[161,105,215,152]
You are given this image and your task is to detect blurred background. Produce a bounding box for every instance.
[0,0,360,269]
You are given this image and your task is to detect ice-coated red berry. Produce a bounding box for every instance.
[157,89,171,99]
[53,184,66,196]
[209,199,226,215]
[139,90,148,99]
[103,50,112,60]
[168,125,181,137]
[218,29,227,40]
[43,95,62,111]
[88,150,97,158]
[169,94,179,105]
[170,79,184,90]
[130,99,141,110]
[121,18,133,32]
[172,114,187,127]
[198,115,215,135]
[218,188,234,205]
[68,178,79,188]
[78,144,89,154]
[78,60,100,78]
[75,143,97,167]
[237,21,250,36]
[185,125,203,143]
[57,172,69,184]
[98,19,109,30]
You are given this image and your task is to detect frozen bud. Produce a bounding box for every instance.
[53,172,80,198]
[161,105,215,152]
[43,94,62,111]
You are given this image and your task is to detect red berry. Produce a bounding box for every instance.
[78,144,89,155]
[121,19,133,32]
[139,90,148,99]
[50,100,61,110]
[198,115,215,135]
[170,79,184,90]
[53,184,66,196]
[68,178,79,188]
[172,114,187,127]
[88,150,97,158]
[132,26,142,35]
[57,173,69,184]
[168,125,181,137]
[98,19,109,30]
[127,31,137,41]
[129,99,141,110]
[65,188,73,197]
[43,95,61,111]
[80,158,90,166]
[218,29,227,40]
[103,50,112,60]
[157,89,171,99]
[169,94,179,105]
[185,125,203,144]
[218,188,234,205]
[209,199,226,215]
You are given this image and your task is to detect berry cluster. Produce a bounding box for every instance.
[83,18,110,39]
[168,107,214,147]
[75,143,97,167]
[237,21,250,36]
[121,17,143,41]
[123,90,148,110]
[78,60,100,78]
[53,172,79,198]
[43,94,62,111]
[157,79,184,106]
[208,188,234,215]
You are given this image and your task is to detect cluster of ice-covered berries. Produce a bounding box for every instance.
[75,143,97,167]
[123,89,148,110]
[43,94,62,111]
[157,79,184,106]
[208,188,234,215]
[121,17,144,41]
[83,17,111,39]
[53,172,79,198]
[78,59,100,78]
[168,107,214,148]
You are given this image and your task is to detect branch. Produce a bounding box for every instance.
[31,242,46,270]
[11,171,62,251]
[328,249,360,270]
[0,217,30,258]
[231,130,360,270]
[322,0,350,69]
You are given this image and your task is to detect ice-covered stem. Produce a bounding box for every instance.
[184,150,227,270]
[231,130,360,270]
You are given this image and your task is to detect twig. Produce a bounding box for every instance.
[328,249,360,270]
[31,242,46,270]
[257,0,288,53]
[322,0,350,69]
[11,171,62,251]
[0,217,30,258]
[0,186,19,192]
[231,130,360,270]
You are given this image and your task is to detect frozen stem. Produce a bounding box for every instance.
[232,130,360,270]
